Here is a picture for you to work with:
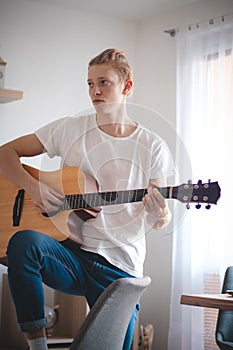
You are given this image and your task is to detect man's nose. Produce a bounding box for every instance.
[93,85,101,95]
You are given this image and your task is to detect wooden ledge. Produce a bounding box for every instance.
[0,88,23,103]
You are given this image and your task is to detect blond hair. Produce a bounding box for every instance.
[88,48,133,83]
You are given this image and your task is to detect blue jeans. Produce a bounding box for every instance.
[6,230,139,350]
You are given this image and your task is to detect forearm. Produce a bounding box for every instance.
[0,134,45,193]
[0,135,64,213]
[0,143,38,193]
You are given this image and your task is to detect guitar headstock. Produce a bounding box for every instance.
[175,180,221,209]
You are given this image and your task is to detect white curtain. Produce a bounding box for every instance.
[168,15,233,350]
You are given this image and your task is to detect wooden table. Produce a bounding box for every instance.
[180,293,233,310]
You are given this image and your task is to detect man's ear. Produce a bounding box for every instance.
[123,80,133,96]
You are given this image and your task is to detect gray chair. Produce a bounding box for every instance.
[216,266,233,349]
[70,276,151,350]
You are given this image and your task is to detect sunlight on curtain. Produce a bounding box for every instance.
[168,15,233,350]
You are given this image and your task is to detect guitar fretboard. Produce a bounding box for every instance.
[61,187,175,210]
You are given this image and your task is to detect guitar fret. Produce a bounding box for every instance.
[80,195,86,208]
[169,186,173,199]
[97,194,102,206]
[83,194,91,208]
[93,195,96,206]
[70,195,74,209]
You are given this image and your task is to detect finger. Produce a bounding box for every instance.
[148,194,159,212]
[148,187,165,208]
[35,203,44,213]
[50,188,65,200]
[35,201,51,214]
[145,189,167,215]
[48,195,65,206]
[147,188,161,209]
[144,194,158,213]
[40,189,64,207]
[149,180,158,188]
[48,187,65,200]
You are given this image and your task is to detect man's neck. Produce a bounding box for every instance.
[96,112,137,138]
[97,121,137,138]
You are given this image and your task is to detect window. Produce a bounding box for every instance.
[169,18,233,350]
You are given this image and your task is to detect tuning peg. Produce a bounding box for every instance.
[198,180,202,185]
[186,203,190,209]
[206,204,211,210]
[196,204,201,209]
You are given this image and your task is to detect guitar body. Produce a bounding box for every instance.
[0,165,99,258]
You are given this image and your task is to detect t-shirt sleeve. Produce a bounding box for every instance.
[150,140,176,180]
[35,117,70,158]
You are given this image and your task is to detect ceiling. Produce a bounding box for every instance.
[30,0,201,21]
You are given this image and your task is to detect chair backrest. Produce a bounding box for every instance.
[70,276,151,350]
[216,266,233,349]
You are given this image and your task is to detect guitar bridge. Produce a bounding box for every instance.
[13,189,25,226]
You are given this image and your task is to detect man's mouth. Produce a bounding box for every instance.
[93,99,105,104]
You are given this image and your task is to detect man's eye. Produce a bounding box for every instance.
[88,82,93,88]
[101,80,108,85]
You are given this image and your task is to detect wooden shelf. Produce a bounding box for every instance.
[0,88,23,103]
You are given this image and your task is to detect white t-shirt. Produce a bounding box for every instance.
[35,114,175,277]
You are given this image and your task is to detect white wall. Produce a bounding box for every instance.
[0,0,137,145]
[135,1,233,349]
[1,0,233,349]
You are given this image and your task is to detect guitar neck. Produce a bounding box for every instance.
[62,186,177,210]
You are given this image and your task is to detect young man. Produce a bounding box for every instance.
[0,48,175,350]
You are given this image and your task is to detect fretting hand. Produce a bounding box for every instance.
[143,181,171,230]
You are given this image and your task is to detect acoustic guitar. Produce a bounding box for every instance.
[0,164,221,258]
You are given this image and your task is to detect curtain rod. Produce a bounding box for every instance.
[164,11,233,37]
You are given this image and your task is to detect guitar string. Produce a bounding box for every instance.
[62,187,179,210]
